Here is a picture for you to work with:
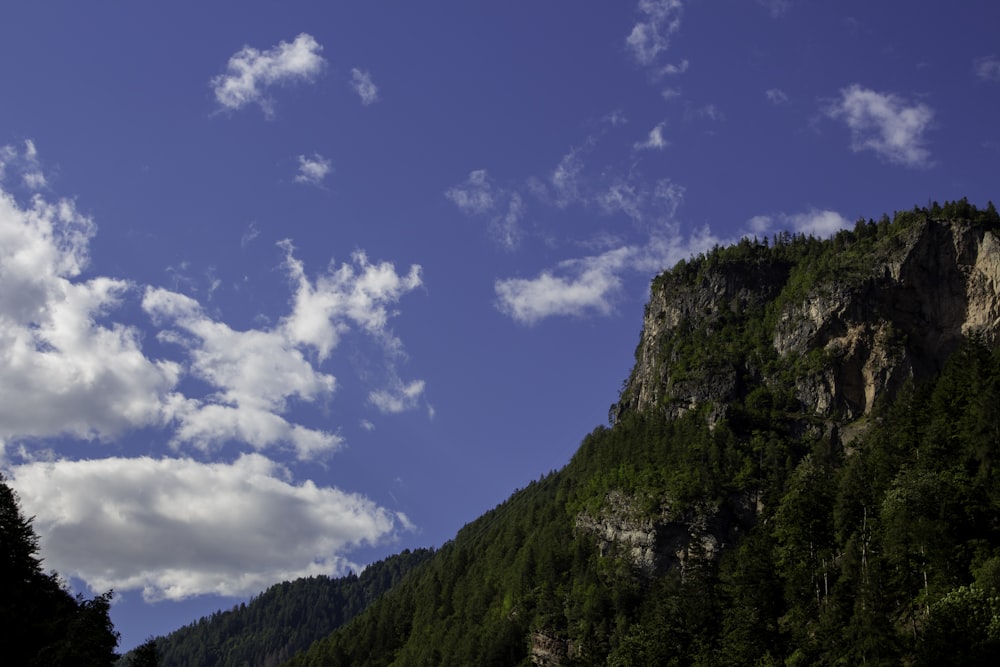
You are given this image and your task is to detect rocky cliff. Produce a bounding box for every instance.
[577,212,1000,591]
[617,215,1000,428]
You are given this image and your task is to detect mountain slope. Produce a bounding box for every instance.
[138,548,432,667]
[284,200,1000,665]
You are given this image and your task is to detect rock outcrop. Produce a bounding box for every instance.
[591,215,1000,582]
[618,217,1000,426]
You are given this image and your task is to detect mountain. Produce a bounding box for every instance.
[169,200,1000,665]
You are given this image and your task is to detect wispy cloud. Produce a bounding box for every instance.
[445,169,496,215]
[495,179,701,324]
[369,378,426,415]
[9,454,408,601]
[495,224,722,325]
[211,33,325,117]
[746,208,852,238]
[445,170,526,251]
[350,68,379,105]
[975,56,1000,82]
[626,0,684,67]
[241,221,261,248]
[634,122,669,150]
[0,140,48,190]
[766,88,790,104]
[550,145,588,208]
[825,84,934,168]
[294,153,332,186]
[659,59,689,77]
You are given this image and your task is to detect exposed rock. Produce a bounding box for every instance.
[575,490,759,579]
[529,631,577,666]
[618,218,1000,426]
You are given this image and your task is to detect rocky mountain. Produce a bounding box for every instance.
[620,207,1000,426]
[287,200,1000,665]
[161,200,1000,665]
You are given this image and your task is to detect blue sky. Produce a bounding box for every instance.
[1,0,998,652]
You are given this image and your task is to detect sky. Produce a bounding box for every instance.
[1,0,998,653]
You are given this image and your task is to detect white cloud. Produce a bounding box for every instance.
[694,103,724,122]
[975,56,1000,82]
[0,183,180,449]
[745,208,851,238]
[495,179,708,324]
[494,224,721,325]
[660,59,689,76]
[495,249,631,324]
[825,84,935,167]
[369,378,426,414]
[142,244,424,457]
[445,170,525,251]
[295,153,332,186]
[241,221,261,248]
[789,209,852,236]
[626,0,684,67]
[604,110,629,127]
[143,287,341,459]
[551,146,587,208]
[279,242,423,359]
[445,169,496,215]
[8,454,408,601]
[766,88,790,104]
[0,144,15,179]
[350,68,379,105]
[211,33,325,117]
[634,122,669,150]
[0,140,48,190]
[599,180,646,223]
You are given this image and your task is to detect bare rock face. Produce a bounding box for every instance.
[575,490,758,579]
[582,213,1000,605]
[619,218,1000,426]
[530,631,574,666]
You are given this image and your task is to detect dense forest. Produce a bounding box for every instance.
[145,548,433,667]
[12,200,1000,665]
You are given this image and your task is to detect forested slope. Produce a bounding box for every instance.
[283,201,1000,666]
[141,548,433,667]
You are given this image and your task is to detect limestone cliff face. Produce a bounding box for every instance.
[575,216,1000,586]
[618,217,1000,426]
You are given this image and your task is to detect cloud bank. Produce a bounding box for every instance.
[9,455,407,601]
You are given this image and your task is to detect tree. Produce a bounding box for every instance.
[0,474,120,665]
